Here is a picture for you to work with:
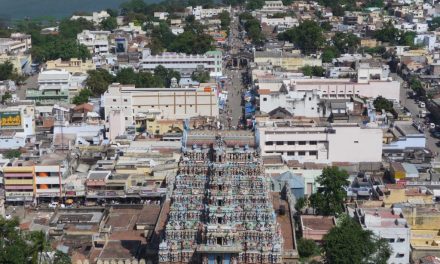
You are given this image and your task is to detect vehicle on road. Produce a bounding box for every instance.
[432,131,440,138]
[419,110,427,118]
[419,102,426,108]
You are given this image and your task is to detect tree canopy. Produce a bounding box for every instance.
[332,32,360,54]
[100,17,118,31]
[0,61,15,81]
[322,46,340,63]
[240,14,265,45]
[323,216,391,264]
[0,217,69,264]
[72,89,93,105]
[309,166,349,215]
[278,20,324,54]
[373,96,393,112]
[374,21,416,46]
[297,238,319,259]
[301,65,325,77]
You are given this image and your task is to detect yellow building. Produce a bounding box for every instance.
[383,185,433,207]
[402,206,440,260]
[360,38,378,48]
[3,162,34,203]
[254,50,322,71]
[0,53,32,75]
[45,58,95,74]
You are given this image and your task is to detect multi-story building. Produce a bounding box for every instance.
[256,120,383,163]
[26,69,87,104]
[159,130,284,263]
[188,5,231,20]
[0,103,36,148]
[77,30,110,56]
[102,83,219,127]
[0,33,32,54]
[254,51,322,71]
[3,161,34,203]
[351,205,411,264]
[44,58,96,74]
[71,10,110,25]
[140,49,223,77]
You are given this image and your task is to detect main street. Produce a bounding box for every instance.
[218,12,247,129]
[396,73,440,158]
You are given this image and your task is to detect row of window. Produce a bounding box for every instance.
[266,141,319,146]
[266,151,318,156]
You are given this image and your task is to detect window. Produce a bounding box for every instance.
[25,124,28,128]
[287,141,295,145]
[309,151,317,156]
[298,151,306,156]
[396,253,405,258]
[397,238,405,242]
[388,238,395,243]
[298,141,306,145]
[123,99,127,102]
[308,97,312,101]
[276,141,284,145]
[287,151,295,156]
[125,117,128,120]
[263,97,267,101]
[217,237,222,245]
[113,99,116,102]
[166,105,169,107]
[309,141,317,145]
[354,141,359,143]
[266,141,274,145]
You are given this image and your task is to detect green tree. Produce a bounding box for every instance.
[309,167,349,215]
[100,17,118,31]
[120,0,147,14]
[191,70,211,83]
[322,46,340,63]
[53,250,71,264]
[410,77,423,95]
[4,149,21,159]
[430,17,440,31]
[278,20,324,54]
[323,216,391,264]
[116,68,138,85]
[59,18,95,39]
[72,89,93,105]
[0,61,14,81]
[294,196,306,213]
[297,238,319,258]
[86,69,114,95]
[1,91,12,104]
[332,32,360,53]
[373,96,394,112]
[29,230,49,264]
[301,65,325,77]
[320,21,333,32]
[246,0,265,10]
[219,11,231,30]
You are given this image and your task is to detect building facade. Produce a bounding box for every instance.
[140,49,223,77]
[256,121,383,163]
[159,132,283,263]
[103,84,219,127]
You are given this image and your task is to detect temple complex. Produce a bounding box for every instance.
[159,130,284,263]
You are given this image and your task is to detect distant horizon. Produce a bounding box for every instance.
[0,0,161,21]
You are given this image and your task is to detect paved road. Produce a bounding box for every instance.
[397,77,440,157]
[218,13,247,129]
[17,74,38,100]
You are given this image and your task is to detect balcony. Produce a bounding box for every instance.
[5,179,33,185]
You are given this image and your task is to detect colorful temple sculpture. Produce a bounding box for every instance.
[159,130,283,264]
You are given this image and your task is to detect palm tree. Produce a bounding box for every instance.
[29,230,48,264]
